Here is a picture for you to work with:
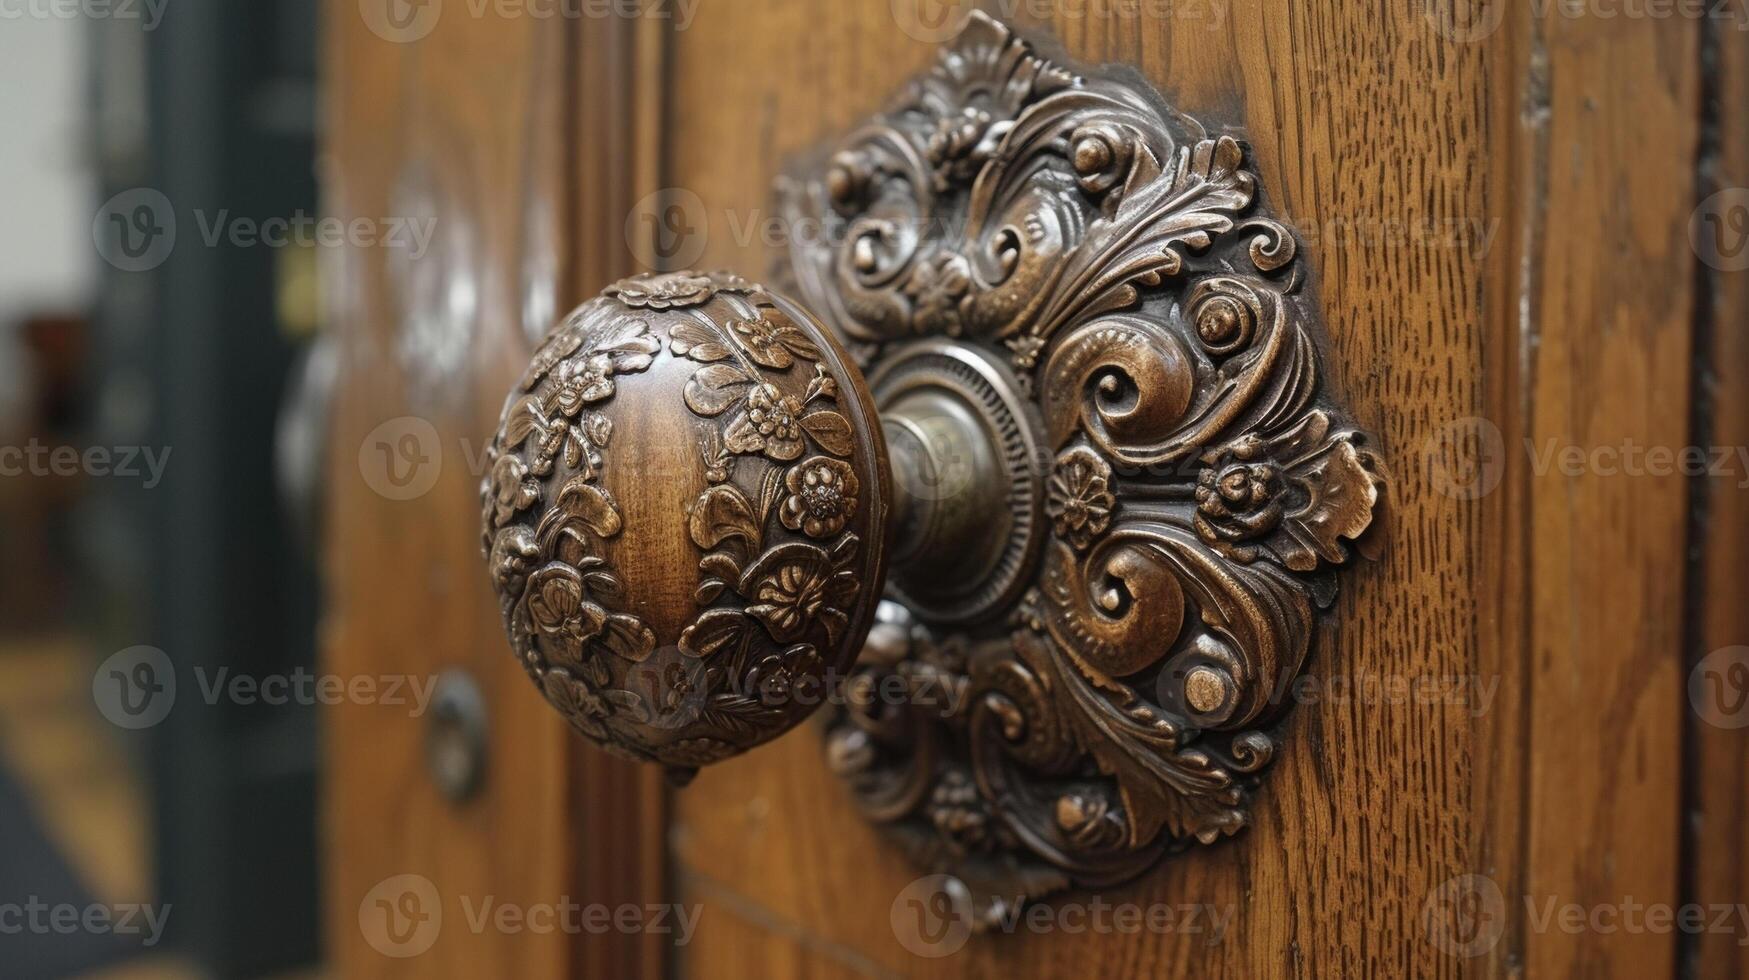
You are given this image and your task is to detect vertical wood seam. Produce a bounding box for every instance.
[1676,12,1723,980]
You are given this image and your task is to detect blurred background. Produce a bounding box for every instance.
[0,2,325,977]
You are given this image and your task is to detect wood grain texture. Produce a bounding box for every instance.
[1518,3,1701,976]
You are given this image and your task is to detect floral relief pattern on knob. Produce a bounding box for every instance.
[481,271,886,769]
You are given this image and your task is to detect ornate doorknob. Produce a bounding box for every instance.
[480,270,900,773]
[479,10,1387,921]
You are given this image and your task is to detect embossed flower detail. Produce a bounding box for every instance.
[604,271,718,310]
[519,319,587,393]
[743,542,857,644]
[1193,452,1285,553]
[1190,414,1383,571]
[548,353,616,416]
[507,407,607,479]
[507,318,654,477]
[656,661,702,715]
[520,561,655,669]
[521,311,659,395]
[523,563,609,654]
[745,644,823,707]
[1046,447,1116,551]
[486,452,541,528]
[539,319,658,417]
[725,383,807,461]
[903,252,974,336]
[541,667,639,742]
[730,313,820,369]
[781,456,860,539]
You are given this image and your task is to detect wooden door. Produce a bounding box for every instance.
[323,1,1748,977]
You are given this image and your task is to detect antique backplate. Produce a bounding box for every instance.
[778,12,1385,923]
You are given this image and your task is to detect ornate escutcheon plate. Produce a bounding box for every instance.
[778,12,1386,923]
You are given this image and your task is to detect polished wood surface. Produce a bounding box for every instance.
[1517,8,1696,977]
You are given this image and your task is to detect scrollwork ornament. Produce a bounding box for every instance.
[784,13,1386,923]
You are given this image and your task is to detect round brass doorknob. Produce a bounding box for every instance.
[480,270,921,774]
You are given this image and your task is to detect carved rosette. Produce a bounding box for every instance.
[481,271,889,772]
[784,13,1385,920]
